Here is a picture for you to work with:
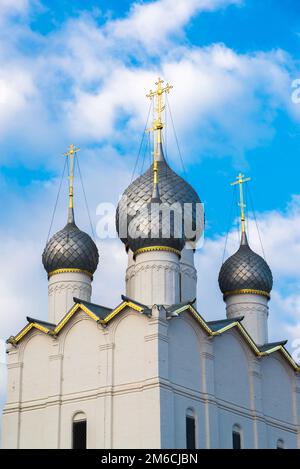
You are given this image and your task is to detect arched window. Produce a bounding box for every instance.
[186,408,196,449]
[72,412,87,449]
[276,439,285,449]
[232,424,242,449]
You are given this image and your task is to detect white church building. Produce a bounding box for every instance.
[2,79,300,449]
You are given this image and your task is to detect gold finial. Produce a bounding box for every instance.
[147,77,173,169]
[64,144,80,211]
[231,172,251,234]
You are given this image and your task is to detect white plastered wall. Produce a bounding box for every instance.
[2,306,300,449]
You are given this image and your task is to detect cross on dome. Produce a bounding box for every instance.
[231,172,251,234]
[64,144,80,214]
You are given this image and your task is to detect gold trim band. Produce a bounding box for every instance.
[134,246,181,257]
[8,299,300,372]
[223,288,270,299]
[48,268,93,279]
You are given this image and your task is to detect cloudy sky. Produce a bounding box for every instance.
[1,0,300,427]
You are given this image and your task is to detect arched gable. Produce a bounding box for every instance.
[261,354,294,422]
[62,317,103,394]
[113,311,146,386]
[214,330,251,408]
[168,315,202,391]
[22,333,49,402]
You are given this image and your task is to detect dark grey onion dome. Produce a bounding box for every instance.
[218,232,273,297]
[42,209,99,276]
[126,182,185,254]
[116,144,203,248]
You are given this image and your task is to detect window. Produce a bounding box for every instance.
[186,409,196,449]
[72,412,87,449]
[276,439,285,449]
[232,424,242,449]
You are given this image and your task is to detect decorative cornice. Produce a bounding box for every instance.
[7,296,299,374]
[48,268,93,280]
[49,283,91,295]
[223,289,270,300]
[134,245,181,258]
[126,262,180,280]
[227,304,268,315]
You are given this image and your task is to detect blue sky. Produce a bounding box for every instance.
[1,0,300,428]
[1,0,300,228]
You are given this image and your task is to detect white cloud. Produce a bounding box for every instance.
[0,66,36,134]
[110,0,242,53]
[0,0,29,16]
[0,0,297,167]
[50,42,297,167]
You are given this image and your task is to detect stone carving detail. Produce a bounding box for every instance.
[180,265,197,281]
[126,262,180,282]
[126,259,180,305]
[227,304,268,315]
[49,282,91,296]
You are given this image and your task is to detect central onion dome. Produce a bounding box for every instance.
[116,77,203,255]
[116,145,203,253]
[218,232,273,298]
[42,211,99,277]
[125,164,186,255]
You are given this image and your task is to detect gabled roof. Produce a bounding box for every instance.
[7,298,300,372]
[73,297,112,321]
[165,302,299,372]
[7,295,147,345]
[27,317,56,329]
[259,340,288,353]
[207,317,244,332]
[167,298,196,314]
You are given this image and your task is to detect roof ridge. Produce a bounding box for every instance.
[121,294,147,309]
[73,297,112,311]
[26,316,56,328]
[207,317,244,325]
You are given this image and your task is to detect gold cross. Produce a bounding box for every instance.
[64,144,80,210]
[231,172,251,234]
[64,143,80,157]
[147,77,173,134]
[146,78,173,187]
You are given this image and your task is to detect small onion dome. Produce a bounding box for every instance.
[42,209,99,277]
[218,232,273,298]
[116,144,203,248]
[126,182,185,256]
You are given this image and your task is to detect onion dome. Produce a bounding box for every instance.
[42,208,99,277]
[116,144,203,250]
[42,144,99,278]
[218,232,273,298]
[126,171,185,255]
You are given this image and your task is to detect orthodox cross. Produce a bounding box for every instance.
[146,77,173,183]
[64,144,80,210]
[231,172,251,234]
